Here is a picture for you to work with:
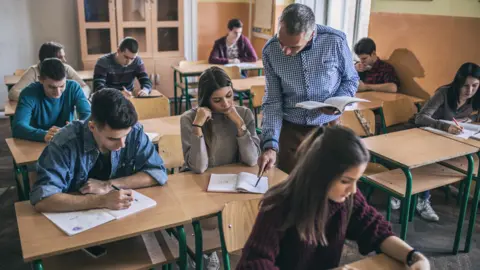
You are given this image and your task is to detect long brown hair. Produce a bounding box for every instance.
[261,126,370,246]
[196,66,233,153]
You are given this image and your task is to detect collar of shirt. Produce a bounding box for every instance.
[83,121,98,153]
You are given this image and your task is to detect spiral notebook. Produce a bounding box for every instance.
[207,172,269,194]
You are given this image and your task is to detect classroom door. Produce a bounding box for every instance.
[115,0,153,58]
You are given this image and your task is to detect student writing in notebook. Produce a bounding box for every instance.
[30,89,167,212]
[396,62,480,222]
[237,126,430,270]
[9,41,91,100]
[180,67,260,269]
[12,58,91,143]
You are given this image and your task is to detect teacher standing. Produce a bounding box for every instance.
[258,4,359,174]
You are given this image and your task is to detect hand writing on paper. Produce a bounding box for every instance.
[134,88,149,97]
[80,179,113,195]
[102,189,133,210]
[44,126,61,142]
[121,87,133,98]
[447,125,463,135]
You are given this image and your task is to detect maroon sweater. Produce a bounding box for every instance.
[236,191,394,270]
[208,35,258,64]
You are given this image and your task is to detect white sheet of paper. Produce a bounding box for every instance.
[236,172,269,194]
[423,126,477,139]
[224,63,257,69]
[439,120,480,133]
[145,132,159,142]
[207,174,238,192]
[108,190,157,219]
[43,209,115,236]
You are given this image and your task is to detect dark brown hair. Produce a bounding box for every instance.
[197,67,232,153]
[261,126,370,246]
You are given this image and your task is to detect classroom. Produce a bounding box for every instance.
[0,0,479,269]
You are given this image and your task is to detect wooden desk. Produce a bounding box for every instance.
[139,116,181,143]
[356,92,424,104]
[5,101,17,116]
[171,61,264,115]
[336,254,408,270]
[4,70,94,88]
[6,138,46,166]
[15,185,190,266]
[231,76,265,92]
[363,128,477,169]
[168,164,288,267]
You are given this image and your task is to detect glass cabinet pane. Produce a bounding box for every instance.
[157,28,179,52]
[124,28,147,52]
[157,0,178,21]
[84,0,110,22]
[87,29,111,54]
[123,0,147,22]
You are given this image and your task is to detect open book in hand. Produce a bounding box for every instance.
[296,97,369,113]
[207,172,269,194]
[42,190,156,236]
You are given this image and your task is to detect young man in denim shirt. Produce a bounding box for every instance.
[30,89,167,212]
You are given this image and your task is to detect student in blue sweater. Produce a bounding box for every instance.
[12,58,91,142]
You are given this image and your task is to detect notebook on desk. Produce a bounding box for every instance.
[207,172,269,194]
[42,190,156,236]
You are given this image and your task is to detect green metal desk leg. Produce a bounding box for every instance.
[453,154,474,254]
[386,195,392,222]
[238,92,244,107]
[379,107,387,134]
[465,155,480,252]
[400,168,413,240]
[247,90,253,110]
[33,260,44,270]
[177,225,187,270]
[185,77,191,111]
[217,212,231,270]
[409,194,417,222]
[192,220,204,270]
[257,69,262,76]
[173,70,178,115]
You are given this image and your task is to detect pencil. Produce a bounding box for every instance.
[112,184,137,202]
[452,118,462,128]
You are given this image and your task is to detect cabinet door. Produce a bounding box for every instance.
[77,0,118,61]
[116,0,153,58]
[151,0,184,57]
[154,57,184,97]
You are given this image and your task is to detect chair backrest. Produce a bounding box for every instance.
[130,96,170,120]
[220,66,241,80]
[250,85,265,109]
[157,135,184,169]
[179,60,208,67]
[221,198,261,254]
[14,69,26,76]
[340,109,376,137]
[382,98,417,127]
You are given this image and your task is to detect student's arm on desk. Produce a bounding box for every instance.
[11,97,48,142]
[8,66,37,101]
[414,89,451,132]
[365,83,398,93]
[334,35,359,98]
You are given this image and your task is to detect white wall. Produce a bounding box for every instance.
[0,0,81,110]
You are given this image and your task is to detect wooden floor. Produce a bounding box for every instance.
[0,117,480,270]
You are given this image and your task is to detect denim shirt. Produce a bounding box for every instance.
[30,120,168,205]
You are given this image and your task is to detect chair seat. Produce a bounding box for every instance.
[441,155,479,176]
[363,162,389,176]
[43,231,179,270]
[185,221,221,255]
[364,163,466,197]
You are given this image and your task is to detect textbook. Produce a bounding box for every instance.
[207,172,268,194]
[295,97,369,112]
[42,190,157,236]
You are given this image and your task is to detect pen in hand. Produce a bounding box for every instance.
[255,168,265,187]
[111,184,138,202]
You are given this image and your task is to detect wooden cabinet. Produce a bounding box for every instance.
[77,0,184,97]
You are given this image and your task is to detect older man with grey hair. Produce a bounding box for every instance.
[258,3,359,174]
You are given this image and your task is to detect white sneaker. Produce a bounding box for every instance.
[390,197,401,210]
[205,252,220,270]
[416,196,439,222]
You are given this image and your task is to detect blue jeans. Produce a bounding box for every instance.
[420,191,430,200]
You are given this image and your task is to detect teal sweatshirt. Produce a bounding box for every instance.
[12,80,91,142]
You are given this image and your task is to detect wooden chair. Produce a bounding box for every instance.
[130,95,170,120]
[250,85,265,128]
[14,69,26,76]
[157,135,184,174]
[219,66,241,80]
[381,98,417,133]
[42,231,179,270]
[219,199,261,270]
[177,60,208,112]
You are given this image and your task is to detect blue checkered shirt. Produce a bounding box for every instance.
[261,24,359,151]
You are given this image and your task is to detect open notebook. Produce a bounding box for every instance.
[207,172,269,194]
[296,97,369,113]
[145,132,159,142]
[423,121,480,140]
[42,190,157,236]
